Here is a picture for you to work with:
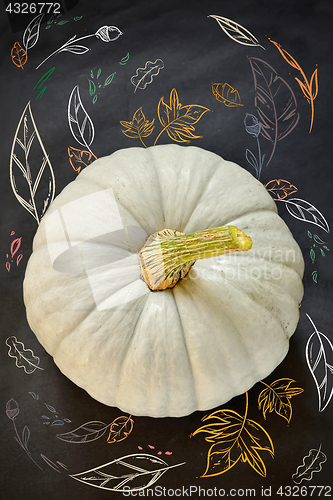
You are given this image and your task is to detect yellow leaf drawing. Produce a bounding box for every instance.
[191,393,274,477]
[212,82,243,107]
[258,379,304,424]
[120,107,154,147]
[155,88,210,144]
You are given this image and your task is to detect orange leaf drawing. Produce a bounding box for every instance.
[265,179,298,200]
[191,393,274,478]
[68,146,97,173]
[120,107,155,147]
[11,42,27,69]
[155,88,210,144]
[258,379,304,424]
[107,415,134,444]
[212,83,243,107]
[269,38,318,133]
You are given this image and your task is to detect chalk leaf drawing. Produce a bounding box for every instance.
[11,42,28,69]
[40,454,68,473]
[248,57,299,166]
[6,232,23,272]
[22,14,44,52]
[10,102,55,224]
[33,67,55,100]
[36,25,122,69]
[244,113,265,178]
[107,415,134,444]
[155,88,210,144]
[292,445,327,484]
[212,83,243,107]
[6,398,42,469]
[269,39,318,133]
[308,231,329,266]
[305,314,333,412]
[278,198,330,233]
[258,379,304,424]
[120,107,155,147]
[119,52,130,65]
[265,179,298,200]
[88,68,116,104]
[131,59,164,93]
[70,453,185,492]
[68,146,97,173]
[57,420,111,443]
[208,15,265,49]
[6,336,44,374]
[68,86,95,155]
[191,393,274,477]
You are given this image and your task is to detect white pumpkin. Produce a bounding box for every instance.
[23,145,304,418]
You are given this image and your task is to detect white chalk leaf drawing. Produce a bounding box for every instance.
[131,59,164,93]
[280,198,330,233]
[6,336,44,374]
[22,14,44,52]
[305,314,333,412]
[10,102,55,224]
[70,453,185,492]
[68,86,95,154]
[57,421,110,443]
[292,445,327,484]
[208,15,265,49]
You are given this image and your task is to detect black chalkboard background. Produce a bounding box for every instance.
[1,0,333,498]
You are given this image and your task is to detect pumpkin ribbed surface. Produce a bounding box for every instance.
[23,145,304,417]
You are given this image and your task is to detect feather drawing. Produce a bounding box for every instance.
[292,445,327,484]
[191,393,274,477]
[9,102,55,224]
[6,336,44,374]
[208,15,265,49]
[68,86,95,154]
[131,59,164,92]
[22,14,44,52]
[70,453,185,492]
[278,198,330,233]
[305,314,333,412]
[248,57,299,166]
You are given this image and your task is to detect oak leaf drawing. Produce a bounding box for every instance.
[258,379,304,423]
[191,405,274,477]
[212,83,243,107]
[265,179,298,200]
[11,42,28,69]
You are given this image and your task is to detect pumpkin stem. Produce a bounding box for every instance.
[138,225,252,291]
